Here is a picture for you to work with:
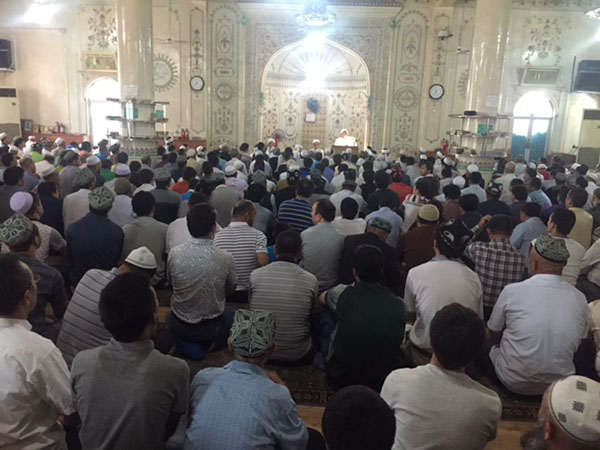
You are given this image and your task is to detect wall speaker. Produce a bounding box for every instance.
[0,39,13,70]
[573,60,600,93]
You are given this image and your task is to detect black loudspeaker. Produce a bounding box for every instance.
[0,39,12,70]
[573,60,600,93]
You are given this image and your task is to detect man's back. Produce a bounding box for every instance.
[151,188,181,224]
[381,364,501,450]
[250,261,318,361]
[57,268,118,366]
[210,185,241,228]
[278,198,313,232]
[510,217,547,269]
[569,207,593,249]
[478,199,511,217]
[63,189,90,233]
[405,258,483,352]
[122,217,168,280]
[301,222,344,291]
[71,340,189,450]
[488,274,590,395]
[183,360,307,450]
[397,225,436,273]
[0,184,20,223]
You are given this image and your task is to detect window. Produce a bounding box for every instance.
[511,92,553,162]
[87,77,120,145]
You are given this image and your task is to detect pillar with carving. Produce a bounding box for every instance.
[465,0,511,115]
[115,0,156,155]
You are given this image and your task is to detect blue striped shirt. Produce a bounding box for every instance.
[278,198,314,233]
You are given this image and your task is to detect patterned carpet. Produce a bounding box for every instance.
[185,348,541,422]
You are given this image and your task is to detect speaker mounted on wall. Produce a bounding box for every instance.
[0,39,14,71]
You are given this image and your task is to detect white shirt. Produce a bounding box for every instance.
[381,364,501,450]
[0,318,75,450]
[107,195,135,228]
[582,238,600,286]
[332,217,366,237]
[534,236,584,286]
[404,257,483,352]
[496,173,516,204]
[166,218,222,254]
[461,184,487,203]
[329,189,365,217]
[488,274,590,395]
[62,188,91,233]
[133,183,155,196]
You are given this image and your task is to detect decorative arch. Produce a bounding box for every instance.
[260,38,371,149]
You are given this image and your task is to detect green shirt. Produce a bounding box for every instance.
[101,169,115,183]
[31,152,44,163]
[326,282,408,391]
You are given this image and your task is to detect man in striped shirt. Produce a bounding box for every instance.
[56,247,157,366]
[277,178,315,232]
[214,200,269,303]
[250,230,318,364]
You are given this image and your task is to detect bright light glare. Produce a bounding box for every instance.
[24,4,58,25]
[514,91,553,118]
[303,32,327,49]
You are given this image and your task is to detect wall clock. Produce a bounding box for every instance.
[429,84,445,100]
[190,76,205,92]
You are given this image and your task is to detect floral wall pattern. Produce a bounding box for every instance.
[87,6,117,51]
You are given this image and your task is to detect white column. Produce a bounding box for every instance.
[465,0,511,115]
[116,0,156,154]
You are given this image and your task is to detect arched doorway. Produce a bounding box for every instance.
[511,91,554,162]
[86,77,120,145]
[260,36,370,149]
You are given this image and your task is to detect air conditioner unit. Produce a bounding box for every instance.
[573,61,600,93]
[0,88,21,137]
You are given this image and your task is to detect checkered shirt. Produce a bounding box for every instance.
[464,239,526,308]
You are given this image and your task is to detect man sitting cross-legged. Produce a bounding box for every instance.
[71,272,189,450]
[250,230,318,364]
[183,309,326,450]
[381,303,502,450]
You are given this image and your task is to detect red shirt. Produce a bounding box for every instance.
[171,180,189,194]
[389,182,412,202]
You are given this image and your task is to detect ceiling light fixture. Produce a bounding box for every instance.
[586,7,600,20]
[296,0,336,29]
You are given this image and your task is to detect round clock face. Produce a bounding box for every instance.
[429,84,444,100]
[190,76,205,92]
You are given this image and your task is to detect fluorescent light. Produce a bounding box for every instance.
[24,3,58,25]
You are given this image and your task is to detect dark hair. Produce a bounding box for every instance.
[557,186,570,204]
[459,193,479,212]
[315,199,336,222]
[246,183,267,203]
[37,181,57,196]
[338,163,348,173]
[443,184,461,200]
[529,177,542,190]
[275,230,302,260]
[322,385,396,450]
[167,152,178,164]
[567,188,588,208]
[303,157,313,169]
[510,177,524,187]
[575,176,588,190]
[577,164,588,176]
[550,208,576,235]
[415,177,439,200]
[116,152,129,164]
[232,199,255,218]
[469,172,482,185]
[207,151,220,167]
[441,167,452,179]
[379,191,399,209]
[101,158,112,169]
[182,167,197,182]
[405,156,416,166]
[521,202,541,218]
[487,214,513,236]
[202,161,213,176]
[132,191,155,216]
[511,184,528,202]
[139,169,154,184]
[240,143,249,152]
[188,191,208,208]
[0,254,33,315]
[374,170,390,189]
[352,244,384,283]
[3,167,24,185]
[314,152,322,162]
[295,178,314,198]
[157,147,166,156]
[1,152,13,167]
[430,303,485,370]
[187,203,216,238]
[526,168,537,180]
[341,197,359,220]
[419,159,434,173]
[99,272,155,342]
[362,170,375,184]
[129,160,142,172]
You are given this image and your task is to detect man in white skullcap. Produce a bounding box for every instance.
[24,136,36,155]
[86,154,103,188]
[53,138,66,157]
[521,375,600,450]
[312,139,321,151]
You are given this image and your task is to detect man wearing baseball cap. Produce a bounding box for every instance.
[57,246,157,366]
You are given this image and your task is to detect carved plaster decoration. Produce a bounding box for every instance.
[87,7,117,51]
[153,54,178,92]
[190,7,206,136]
[458,68,469,99]
[523,16,571,64]
[513,0,600,8]
[238,0,405,5]
[394,86,420,111]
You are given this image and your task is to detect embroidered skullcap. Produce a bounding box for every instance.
[548,375,600,444]
[418,204,440,222]
[10,192,34,215]
[86,155,100,167]
[301,149,309,158]
[186,148,197,158]
[443,157,455,167]
[452,176,466,188]
[486,180,503,196]
[310,169,326,188]
[39,162,56,178]
[125,246,157,270]
[115,164,131,176]
[155,167,172,182]
[467,164,479,174]
[88,186,114,211]
[114,178,131,195]
[369,217,392,234]
[438,219,473,254]
[555,172,567,182]
[229,309,276,358]
[252,170,267,186]
[74,167,95,188]
[176,155,187,165]
[224,165,237,176]
[534,235,570,264]
[0,214,34,248]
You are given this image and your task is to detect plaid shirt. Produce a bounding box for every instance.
[464,239,525,308]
